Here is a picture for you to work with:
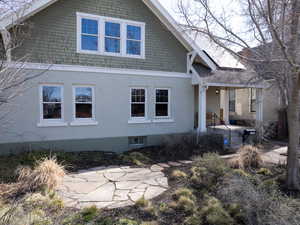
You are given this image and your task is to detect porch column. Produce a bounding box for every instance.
[198,85,207,133]
[221,89,230,125]
[256,88,263,122]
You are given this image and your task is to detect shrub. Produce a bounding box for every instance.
[217,173,300,225]
[158,203,171,214]
[257,168,272,176]
[190,153,229,189]
[116,218,139,225]
[81,205,99,222]
[232,145,263,169]
[141,222,159,225]
[170,170,187,180]
[199,196,234,225]
[135,197,149,208]
[170,196,196,214]
[121,152,151,166]
[96,217,115,225]
[16,157,65,194]
[172,188,195,201]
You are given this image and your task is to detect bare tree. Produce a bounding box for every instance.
[0,0,47,123]
[178,0,300,190]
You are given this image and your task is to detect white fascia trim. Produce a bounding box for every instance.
[143,0,217,71]
[206,83,265,89]
[18,62,191,79]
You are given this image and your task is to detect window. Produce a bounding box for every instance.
[129,136,146,147]
[77,12,145,58]
[105,21,121,53]
[155,89,170,118]
[81,18,99,51]
[73,86,96,123]
[127,25,141,55]
[250,88,256,112]
[229,89,236,112]
[39,85,64,125]
[131,88,146,119]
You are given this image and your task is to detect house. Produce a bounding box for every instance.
[0,0,265,154]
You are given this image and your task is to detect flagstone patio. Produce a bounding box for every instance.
[57,161,192,209]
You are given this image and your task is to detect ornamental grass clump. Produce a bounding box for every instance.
[230,145,263,170]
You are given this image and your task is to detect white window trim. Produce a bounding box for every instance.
[154,88,171,120]
[38,84,67,127]
[76,12,145,59]
[71,85,98,126]
[129,87,149,123]
[129,136,146,148]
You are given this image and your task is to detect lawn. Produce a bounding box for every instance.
[0,144,300,225]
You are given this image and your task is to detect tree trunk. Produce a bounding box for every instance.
[287,85,300,190]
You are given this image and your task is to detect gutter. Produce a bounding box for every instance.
[0,25,11,62]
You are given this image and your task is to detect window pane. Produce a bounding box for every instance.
[127,25,141,40]
[127,40,141,55]
[156,104,168,117]
[156,90,168,103]
[76,104,92,118]
[75,87,92,102]
[43,103,61,119]
[82,35,98,51]
[131,104,145,117]
[105,22,120,37]
[105,37,120,53]
[43,86,61,102]
[82,19,98,35]
[131,89,145,103]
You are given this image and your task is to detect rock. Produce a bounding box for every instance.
[144,186,167,200]
[168,161,182,166]
[81,182,115,202]
[150,164,164,172]
[113,190,130,201]
[116,181,141,190]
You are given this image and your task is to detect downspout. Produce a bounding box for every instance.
[0,25,12,62]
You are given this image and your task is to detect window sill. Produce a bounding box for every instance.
[128,119,151,124]
[70,121,99,126]
[153,119,174,123]
[37,122,68,127]
[76,49,145,59]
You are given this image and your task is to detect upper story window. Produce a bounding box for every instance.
[155,88,170,118]
[81,18,99,51]
[77,12,145,59]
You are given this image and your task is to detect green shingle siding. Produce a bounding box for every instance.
[14,0,187,72]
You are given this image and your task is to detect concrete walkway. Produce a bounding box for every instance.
[57,161,192,209]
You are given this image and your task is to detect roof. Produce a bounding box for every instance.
[0,0,217,70]
[189,32,245,69]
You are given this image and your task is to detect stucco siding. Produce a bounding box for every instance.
[0,69,194,152]
[13,0,188,72]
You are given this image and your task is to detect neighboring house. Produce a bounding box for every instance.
[0,0,265,154]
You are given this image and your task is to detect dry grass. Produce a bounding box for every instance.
[1,157,65,199]
[170,170,188,180]
[229,145,263,170]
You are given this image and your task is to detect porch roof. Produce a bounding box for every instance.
[194,67,266,88]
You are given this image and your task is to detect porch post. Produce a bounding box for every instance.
[198,85,207,133]
[256,88,263,122]
[222,88,230,125]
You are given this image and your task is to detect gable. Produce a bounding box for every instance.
[0,0,217,71]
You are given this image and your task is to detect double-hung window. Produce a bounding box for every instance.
[81,18,99,51]
[130,88,146,120]
[155,89,170,118]
[72,86,97,125]
[105,21,121,53]
[77,12,145,58]
[39,85,65,126]
[127,25,142,56]
[250,88,256,112]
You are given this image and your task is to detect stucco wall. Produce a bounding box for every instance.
[0,69,194,153]
[13,0,188,72]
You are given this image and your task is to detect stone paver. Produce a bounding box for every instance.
[168,161,182,166]
[57,164,171,209]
